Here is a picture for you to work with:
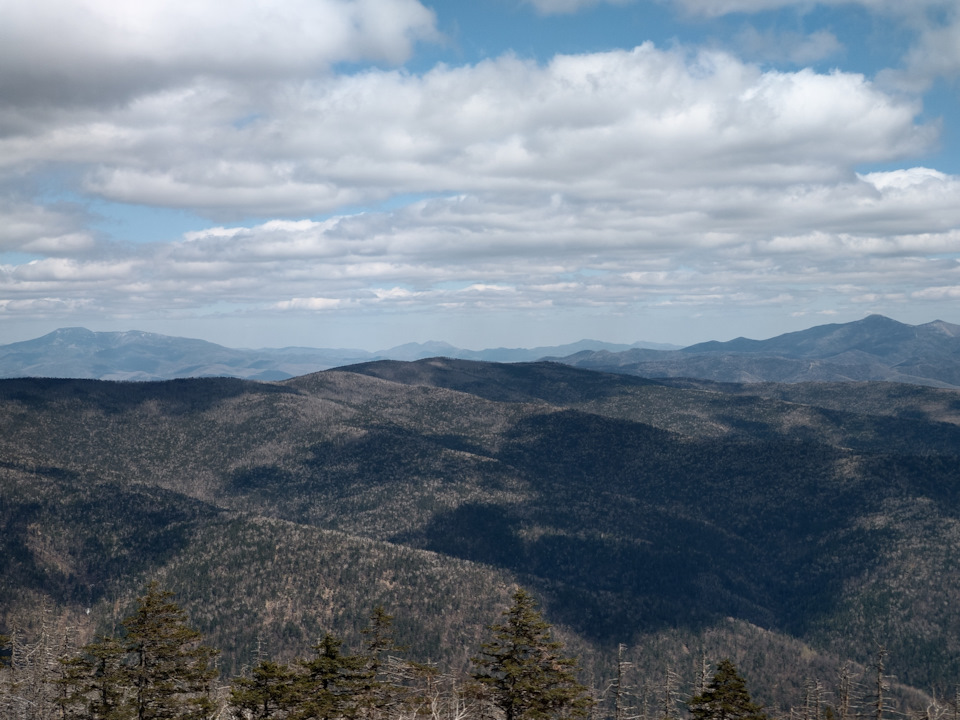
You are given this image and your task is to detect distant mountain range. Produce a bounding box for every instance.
[2,315,959,386]
[0,328,675,381]
[554,314,960,388]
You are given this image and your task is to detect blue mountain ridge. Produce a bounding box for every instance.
[0,327,676,381]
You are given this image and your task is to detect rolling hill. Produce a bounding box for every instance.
[2,359,960,713]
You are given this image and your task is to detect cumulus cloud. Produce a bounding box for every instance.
[669,0,949,17]
[0,200,94,255]
[0,0,438,106]
[1,46,932,220]
[5,163,958,325]
[1,3,957,339]
[526,0,635,15]
[273,297,343,311]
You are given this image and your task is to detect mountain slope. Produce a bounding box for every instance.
[682,314,960,359]
[2,362,960,707]
[559,315,960,387]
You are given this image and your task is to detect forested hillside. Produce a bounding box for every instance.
[2,360,960,716]
[558,315,960,387]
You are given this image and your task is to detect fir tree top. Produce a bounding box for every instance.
[688,659,767,720]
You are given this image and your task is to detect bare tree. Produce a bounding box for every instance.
[660,666,681,720]
[803,679,825,720]
[695,655,711,699]
[872,647,894,720]
[614,644,632,720]
[835,662,864,720]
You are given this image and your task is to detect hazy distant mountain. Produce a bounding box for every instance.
[0,327,373,381]
[381,338,677,363]
[4,315,957,385]
[556,315,960,388]
[0,328,677,380]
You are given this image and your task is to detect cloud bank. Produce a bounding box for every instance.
[1,0,958,346]
[3,42,956,334]
[0,0,438,106]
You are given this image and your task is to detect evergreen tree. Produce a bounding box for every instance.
[122,582,219,720]
[230,659,298,720]
[0,633,10,669]
[54,586,220,720]
[688,659,766,720]
[471,589,591,720]
[355,607,405,720]
[58,634,129,720]
[296,634,367,720]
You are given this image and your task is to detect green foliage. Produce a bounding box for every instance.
[60,634,129,720]
[123,582,219,720]
[472,589,591,720]
[230,659,299,720]
[688,659,767,720]
[296,634,368,720]
[0,633,9,669]
[58,583,219,720]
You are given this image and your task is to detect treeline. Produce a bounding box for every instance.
[0,585,952,720]
[0,585,590,720]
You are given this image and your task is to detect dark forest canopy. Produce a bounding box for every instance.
[1,360,960,714]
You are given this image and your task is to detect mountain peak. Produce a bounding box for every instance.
[856,313,905,327]
[47,327,97,341]
[922,319,960,337]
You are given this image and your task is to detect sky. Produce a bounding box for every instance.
[2,0,960,351]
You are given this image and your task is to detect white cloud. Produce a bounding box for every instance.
[21,234,97,255]
[0,200,92,253]
[1,3,957,341]
[913,286,960,300]
[4,167,957,324]
[12,258,137,282]
[669,0,950,17]
[735,27,842,65]
[859,166,949,191]
[1,46,932,219]
[885,15,960,89]
[0,297,95,315]
[526,0,635,15]
[0,0,438,106]
[273,297,343,311]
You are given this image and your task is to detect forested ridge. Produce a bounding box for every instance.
[0,584,930,720]
[2,359,960,716]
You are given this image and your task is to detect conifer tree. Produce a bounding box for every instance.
[471,589,591,720]
[687,659,766,720]
[122,582,219,720]
[230,659,297,720]
[356,607,405,720]
[1,634,10,669]
[57,634,129,720]
[297,633,367,720]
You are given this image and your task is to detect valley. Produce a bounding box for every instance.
[2,358,960,715]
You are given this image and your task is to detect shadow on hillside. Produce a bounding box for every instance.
[0,376,298,416]
[0,465,219,609]
[417,500,774,643]
[341,358,657,404]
